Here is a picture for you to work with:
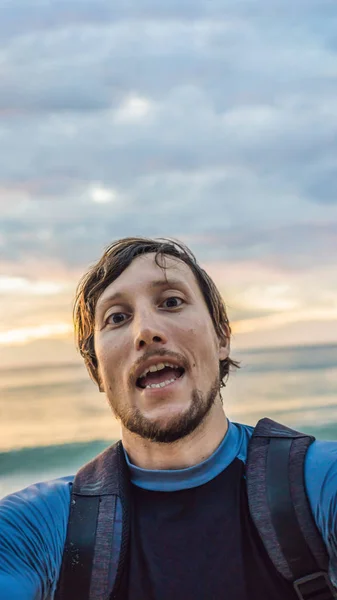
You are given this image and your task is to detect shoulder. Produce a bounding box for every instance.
[304,439,337,522]
[236,419,337,584]
[234,420,337,505]
[232,419,337,518]
[232,420,337,485]
[304,440,337,586]
[305,438,337,478]
[232,421,337,511]
[0,476,73,600]
[0,475,73,541]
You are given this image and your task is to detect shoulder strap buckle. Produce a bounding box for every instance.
[294,571,337,599]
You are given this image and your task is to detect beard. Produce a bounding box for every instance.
[107,375,220,443]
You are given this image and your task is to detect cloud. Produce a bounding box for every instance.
[0,276,65,295]
[0,323,71,346]
[304,165,337,205]
[0,0,336,334]
[89,183,119,204]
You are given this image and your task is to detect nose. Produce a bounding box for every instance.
[133,309,167,351]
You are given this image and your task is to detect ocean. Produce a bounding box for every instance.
[1,342,337,499]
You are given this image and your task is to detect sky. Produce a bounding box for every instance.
[1,0,337,369]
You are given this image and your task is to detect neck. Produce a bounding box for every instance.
[121,402,228,470]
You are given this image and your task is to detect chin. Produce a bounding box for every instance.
[116,381,219,444]
[144,401,192,421]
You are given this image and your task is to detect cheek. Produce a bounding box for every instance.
[95,337,125,383]
[184,324,218,366]
[192,324,219,363]
[185,317,217,345]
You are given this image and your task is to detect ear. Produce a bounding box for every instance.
[219,336,230,361]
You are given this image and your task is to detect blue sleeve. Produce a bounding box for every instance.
[0,477,72,600]
[305,440,337,586]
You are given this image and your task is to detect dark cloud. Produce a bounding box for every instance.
[1,1,336,36]
[0,0,337,274]
[1,203,336,274]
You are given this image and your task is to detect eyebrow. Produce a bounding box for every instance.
[96,279,186,313]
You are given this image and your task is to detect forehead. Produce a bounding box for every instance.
[96,252,200,308]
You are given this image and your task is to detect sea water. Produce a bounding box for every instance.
[1,343,336,498]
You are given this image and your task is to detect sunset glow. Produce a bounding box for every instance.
[0,323,72,346]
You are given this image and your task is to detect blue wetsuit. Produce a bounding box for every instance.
[1,421,337,599]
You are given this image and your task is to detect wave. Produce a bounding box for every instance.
[0,439,114,476]
[1,419,337,479]
[1,343,336,381]
[302,422,337,440]
[237,343,337,373]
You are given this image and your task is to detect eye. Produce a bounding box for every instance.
[162,296,184,309]
[106,312,129,326]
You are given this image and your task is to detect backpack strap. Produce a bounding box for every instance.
[54,440,130,600]
[246,417,337,599]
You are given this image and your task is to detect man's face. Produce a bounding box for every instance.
[94,253,229,443]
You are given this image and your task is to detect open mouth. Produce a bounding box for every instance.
[136,365,185,390]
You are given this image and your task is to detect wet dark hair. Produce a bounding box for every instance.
[74,237,239,388]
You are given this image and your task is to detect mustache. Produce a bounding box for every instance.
[129,348,189,385]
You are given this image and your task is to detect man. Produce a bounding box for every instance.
[0,236,337,600]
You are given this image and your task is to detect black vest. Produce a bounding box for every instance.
[55,419,335,600]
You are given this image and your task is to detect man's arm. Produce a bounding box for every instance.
[0,477,72,600]
[0,573,41,600]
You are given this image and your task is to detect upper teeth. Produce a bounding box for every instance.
[139,362,180,379]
